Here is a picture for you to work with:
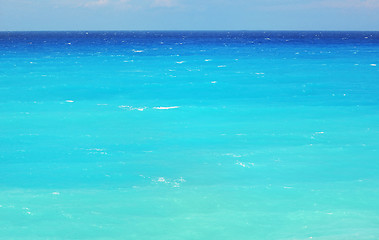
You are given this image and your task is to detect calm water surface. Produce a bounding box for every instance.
[0,31,379,239]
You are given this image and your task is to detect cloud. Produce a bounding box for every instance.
[81,0,179,9]
[53,0,178,9]
[151,0,177,7]
[75,0,132,8]
[253,0,379,11]
[321,0,379,8]
[83,0,110,7]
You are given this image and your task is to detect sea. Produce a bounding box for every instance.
[0,31,378,239]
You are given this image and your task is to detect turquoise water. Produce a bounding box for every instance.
[1,31,379,239]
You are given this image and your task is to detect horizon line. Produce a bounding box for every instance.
[1,29,379,33]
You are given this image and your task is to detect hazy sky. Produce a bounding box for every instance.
[1,0,379,31]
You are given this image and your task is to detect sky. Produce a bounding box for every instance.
[0,0,379,31]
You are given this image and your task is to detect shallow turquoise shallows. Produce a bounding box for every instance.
[1,31,379,239]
